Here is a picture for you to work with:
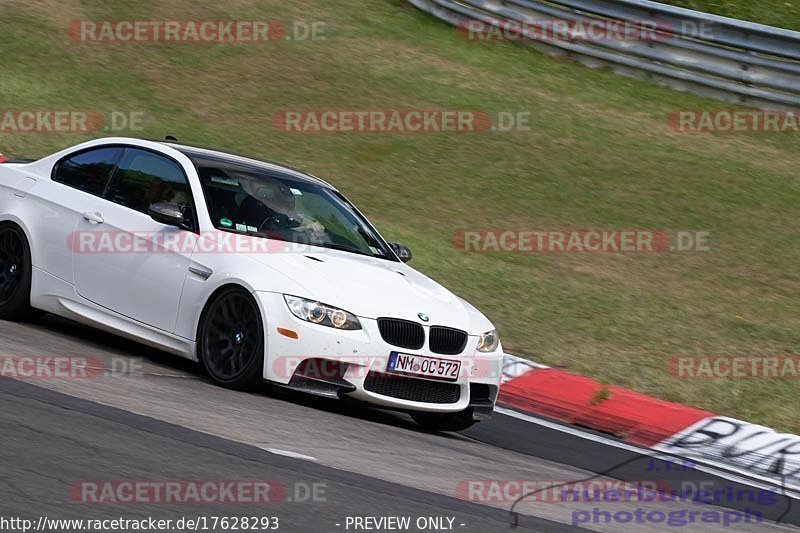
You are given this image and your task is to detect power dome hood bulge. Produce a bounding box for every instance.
[244,245,490,333]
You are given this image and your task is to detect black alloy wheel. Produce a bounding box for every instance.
[199,287,264,390]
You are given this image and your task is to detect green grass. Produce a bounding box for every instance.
[659,0,800,31]
[1,0,799,432]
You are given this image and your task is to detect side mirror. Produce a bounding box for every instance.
[148,202,188,229]
[390,242,413,263]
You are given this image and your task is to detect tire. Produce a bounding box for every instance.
[411,408,477,432]
[0,223,43,322]
[198,286,264,391]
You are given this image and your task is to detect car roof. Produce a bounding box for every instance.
[160,141,335,190]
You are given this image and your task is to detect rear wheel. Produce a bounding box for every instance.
[198,287,264,390]
[0,223,43,322]
[411,408,477,432]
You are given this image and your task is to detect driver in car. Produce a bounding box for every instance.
[239,177,326,239]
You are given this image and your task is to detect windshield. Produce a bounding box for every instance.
[190,156,396,260]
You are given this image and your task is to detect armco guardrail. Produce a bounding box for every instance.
[408,0,800,108]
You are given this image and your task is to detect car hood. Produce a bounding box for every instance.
[247,246,491,333]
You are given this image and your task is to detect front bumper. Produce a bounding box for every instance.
[255,291,503,414]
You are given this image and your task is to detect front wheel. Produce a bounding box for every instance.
[411,408,477,432]
[198,287,264,391]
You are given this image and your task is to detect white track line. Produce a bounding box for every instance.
[262,447,319,462]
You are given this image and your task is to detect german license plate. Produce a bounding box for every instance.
[386,352,461,381]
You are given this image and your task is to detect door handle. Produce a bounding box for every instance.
[82,211,104,224]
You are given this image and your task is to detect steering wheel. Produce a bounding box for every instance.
[257,212,297,233]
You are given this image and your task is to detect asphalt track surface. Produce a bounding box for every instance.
[0,315,797,533]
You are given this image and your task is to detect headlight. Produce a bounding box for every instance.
[476,329,499,352]
[283,295,361,330]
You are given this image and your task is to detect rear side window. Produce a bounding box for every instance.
[104,148,193,216]
[52,147,123,196]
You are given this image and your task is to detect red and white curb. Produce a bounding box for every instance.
[500,354,800,495]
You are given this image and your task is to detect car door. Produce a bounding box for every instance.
[35,146,124,283]
[73,147,196,333]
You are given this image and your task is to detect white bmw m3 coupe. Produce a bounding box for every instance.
[0,137,503,431]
